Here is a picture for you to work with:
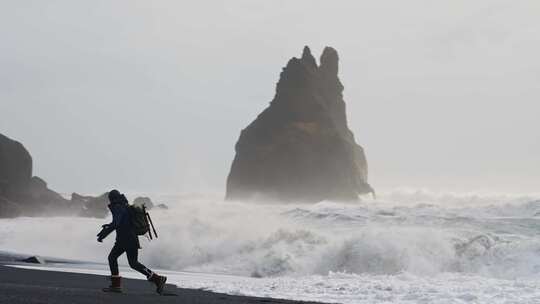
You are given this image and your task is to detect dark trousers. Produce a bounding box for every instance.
[108,243,153,278]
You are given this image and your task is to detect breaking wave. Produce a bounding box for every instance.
[1,189,540,280]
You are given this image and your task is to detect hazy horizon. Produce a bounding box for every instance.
[1,1,539,195]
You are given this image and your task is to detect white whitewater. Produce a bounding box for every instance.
[2,189,540,303]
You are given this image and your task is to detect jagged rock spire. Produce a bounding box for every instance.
[320,46,339,77]
[226,46,373,202]
[301,46,317,69]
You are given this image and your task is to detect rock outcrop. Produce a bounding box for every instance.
[133,196,154,209]
[20,256,45,264]
[132,196,168,210]
[0,133,165,218]
[0,196,21,218]
[226,46,373,202]
[73,192,109,218]
[0,133,32,195]
[0,133,77,217]
[155,203,169,210]
[75,193,167,218]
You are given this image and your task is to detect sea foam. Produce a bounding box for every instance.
[2,189,540,303]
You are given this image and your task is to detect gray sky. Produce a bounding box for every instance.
[1,0,539,195]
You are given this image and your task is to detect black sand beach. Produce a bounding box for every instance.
[0,264,326,304]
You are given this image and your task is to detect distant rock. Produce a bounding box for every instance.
[75,192,109,218]
[0,133,32,194]
[155,203,169,210]
[70,192,90,205]
[20,255,45,264]
[226,46,373,202]
[133,196,154,209]
[0,133,162,218]
[0,196,21,218]
[26,176,70,206]
[132,197,169,210]
[8,175,72,216]
[0,133,74,217]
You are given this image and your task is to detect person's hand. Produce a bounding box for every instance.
[97,237,103,243]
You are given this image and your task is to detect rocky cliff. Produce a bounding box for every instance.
[0,133,32,192]
[0,133,169,218]
[226,46,373,202]
[0,133,111,217]
[0,133,75,217]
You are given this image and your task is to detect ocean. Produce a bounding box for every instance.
[1,189,540,303]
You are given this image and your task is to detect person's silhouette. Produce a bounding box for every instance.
[97,189,167,294]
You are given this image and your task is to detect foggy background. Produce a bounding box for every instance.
[1,0,538,195]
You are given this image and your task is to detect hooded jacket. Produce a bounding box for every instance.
[98,195,140,249]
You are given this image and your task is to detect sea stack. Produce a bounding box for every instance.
[226,46,373,202]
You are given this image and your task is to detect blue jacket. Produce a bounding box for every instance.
[100,202,140,249]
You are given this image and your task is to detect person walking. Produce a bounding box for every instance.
[97,189,167,294]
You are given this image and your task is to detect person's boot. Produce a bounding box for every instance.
[102,275,122,293]
[148,273,167,294]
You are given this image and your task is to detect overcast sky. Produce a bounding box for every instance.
[1,1,538,195]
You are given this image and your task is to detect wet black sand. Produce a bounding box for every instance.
[0,264,328,304]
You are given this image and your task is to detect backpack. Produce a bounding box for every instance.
[129,204,158,239]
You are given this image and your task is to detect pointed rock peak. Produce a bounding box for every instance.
[302,45,313,59]
[320,46,339,64]
[320,46,339,76]
[301,45,317,69]
[225,46,373,203]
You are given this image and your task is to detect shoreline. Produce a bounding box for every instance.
[0,263,329,304]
